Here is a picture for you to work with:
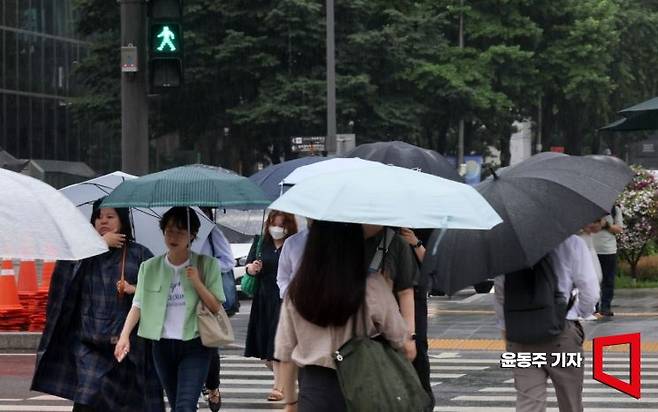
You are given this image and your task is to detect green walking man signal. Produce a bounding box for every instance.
[156,26,176,52]
[148,0,183,90]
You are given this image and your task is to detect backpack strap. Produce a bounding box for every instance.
[368,228,396,273]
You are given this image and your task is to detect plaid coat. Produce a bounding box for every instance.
[31,242,165,412]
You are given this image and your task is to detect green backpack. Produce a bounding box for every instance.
[333,306,431,412]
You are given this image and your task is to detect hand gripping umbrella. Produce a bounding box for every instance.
[422,152,633,295]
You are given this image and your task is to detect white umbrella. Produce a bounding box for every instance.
[280,157,382,186]
[269,164,502,230]
[60,171,215,256]
[0,169,108,260]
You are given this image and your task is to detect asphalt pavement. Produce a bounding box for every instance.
[0,287,656,411]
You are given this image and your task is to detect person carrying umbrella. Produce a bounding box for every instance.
[493,234,599,411]
[114,207,225,412]
[244,210,298,402]
[274,220,415,411]
[32,198,164,412]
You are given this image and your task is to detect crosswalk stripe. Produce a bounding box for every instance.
[217,362,488,370]
[426,357,658,364]
[430,373,465,379]
[453,395,658,403]
[504,378,658,384]
[479,387,658,394]
[0,408,72,411]
[435,408,647,412]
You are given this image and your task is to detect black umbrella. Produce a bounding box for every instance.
[248,156,328,201]
[619,96,658,116]
[599,111,658,132]
[343,140,462,182]
[422,152,633,295]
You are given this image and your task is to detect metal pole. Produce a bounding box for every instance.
[120,0,149,175]
[457,0,465,168]
[536,96,543,153]
[325,0,337,155]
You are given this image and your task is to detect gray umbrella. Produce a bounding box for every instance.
[422,152,633,295]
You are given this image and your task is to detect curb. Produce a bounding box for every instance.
[0,332,41,350]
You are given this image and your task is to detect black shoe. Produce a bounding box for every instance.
[598,311,614,317]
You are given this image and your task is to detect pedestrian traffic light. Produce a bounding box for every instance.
[148,0,183,91]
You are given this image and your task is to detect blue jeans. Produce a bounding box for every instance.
[152,337,213,412]
[222,270,238,313]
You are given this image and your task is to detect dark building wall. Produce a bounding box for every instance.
[0,0,92,164]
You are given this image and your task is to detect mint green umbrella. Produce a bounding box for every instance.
[269,164,501,229]
[102,164,270,209]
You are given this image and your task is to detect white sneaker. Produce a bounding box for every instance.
[582,314,600,321]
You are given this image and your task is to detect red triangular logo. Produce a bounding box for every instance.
[592,333,641,399]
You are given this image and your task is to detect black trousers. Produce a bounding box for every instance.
[413,285,435,409]
[205,350,220,389]
[298,365,346,412]
[598,253,617,312]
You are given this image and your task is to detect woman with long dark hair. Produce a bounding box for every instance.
[32,198,164,412]
[275,221,413,411]
[244,210,298,401]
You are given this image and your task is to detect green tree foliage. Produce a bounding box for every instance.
[71,0,658,174]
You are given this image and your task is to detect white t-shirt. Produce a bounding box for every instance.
[592,206,623,255]
[161,256,190,340]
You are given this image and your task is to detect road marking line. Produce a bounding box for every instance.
[504,378,658,384]
[479,387,658,394]
[453,395,658,403]
[26,396,66,401]
[430,373,465,379]
[434,408,647,412]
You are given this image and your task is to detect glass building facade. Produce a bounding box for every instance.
[1,1,98,166]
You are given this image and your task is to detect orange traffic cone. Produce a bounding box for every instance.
[1,259,13,273]
[17,261,38,293]
[0,275,21,309]
[40,261,56,290]
[0,274,27,331]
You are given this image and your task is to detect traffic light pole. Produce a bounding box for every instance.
[120,0,149,175]
[325,0,337,155]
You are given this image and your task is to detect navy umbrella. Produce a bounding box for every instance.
[422,152,633,295]
[343,140,462,182]
[248,156,328,201]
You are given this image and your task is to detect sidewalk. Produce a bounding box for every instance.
[426,288,658,351]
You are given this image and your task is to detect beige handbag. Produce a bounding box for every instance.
[196,256,235,348]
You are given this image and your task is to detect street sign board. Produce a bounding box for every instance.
[121,45,138,72]
[291,136,326,153]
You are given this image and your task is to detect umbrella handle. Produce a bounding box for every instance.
[118,245,128,298]
[430,217,450,255]
[256,209,266,259]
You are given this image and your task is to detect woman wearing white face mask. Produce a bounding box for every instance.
[244,210,298,401]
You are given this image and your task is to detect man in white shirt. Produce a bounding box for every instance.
[494,234,600,412]
[592,205,624,317]
[277,229,309,298]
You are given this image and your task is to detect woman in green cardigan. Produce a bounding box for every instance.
[115,207,225,412]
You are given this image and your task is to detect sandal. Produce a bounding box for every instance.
[206,388,221,412]
[267,388,284,402]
